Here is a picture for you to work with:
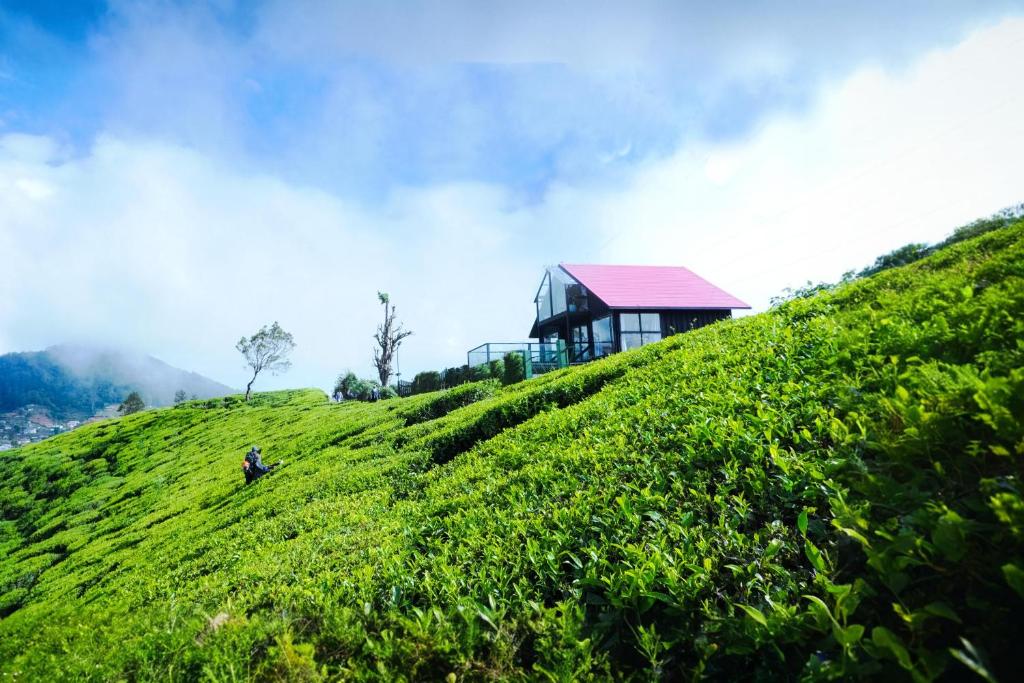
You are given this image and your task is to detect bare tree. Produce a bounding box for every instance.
[236,321,296,401]
[373,292,412,388]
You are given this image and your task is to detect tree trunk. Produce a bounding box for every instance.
[245,371,258,401]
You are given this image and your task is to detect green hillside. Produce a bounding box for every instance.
[2,222,1023,681]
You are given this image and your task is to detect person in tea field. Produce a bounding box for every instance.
[242,445,282,483]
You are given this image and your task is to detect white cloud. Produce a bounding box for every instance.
[560,16,1024,307]
[2,17,1022,389]
[0,135,540,390]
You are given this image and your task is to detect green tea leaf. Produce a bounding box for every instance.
[763,538,783,559]
[932,512,967,562]
[1001,563,1024,599]
[803,594,837,627]
[834,524,871,548]
[832,623,864,646]
[949,638,997,683]
[804,539,827,573]
[923,601,962,624]
[737,604,768,628]
[872,626,912,669]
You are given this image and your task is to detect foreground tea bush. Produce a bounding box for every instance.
[1,221,1022,680]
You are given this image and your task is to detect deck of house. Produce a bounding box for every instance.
[467,341,569,378]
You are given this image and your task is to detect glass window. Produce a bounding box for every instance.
[621,333,645,351]
[549,268,571,317]
[619,313,661,333]
[565,283,588,313]
[535,272,552,321]
[619,312,662,350]
[570,325,590,362]
[592,316,613,357]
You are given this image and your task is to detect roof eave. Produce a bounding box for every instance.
[604,304,752,311]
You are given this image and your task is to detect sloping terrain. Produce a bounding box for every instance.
[1,222,1022,680]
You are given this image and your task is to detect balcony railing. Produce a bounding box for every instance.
[467,341,569,378]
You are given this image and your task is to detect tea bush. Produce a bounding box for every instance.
[0,220,1022,680]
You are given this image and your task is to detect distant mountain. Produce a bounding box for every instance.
[0,345,235,417]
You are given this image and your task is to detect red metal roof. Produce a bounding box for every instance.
[559,263,750,310]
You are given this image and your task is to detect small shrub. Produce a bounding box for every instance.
[502,352,526,386]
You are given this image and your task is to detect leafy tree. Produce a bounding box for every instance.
[173,390,188,404]
[334,372,361,400]
[411,371,442,395]
[372,292,412,388]
[333,371,395,402]
[236,321,296,401]
[117,391,144,415]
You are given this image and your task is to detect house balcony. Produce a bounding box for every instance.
[467,341,569,378]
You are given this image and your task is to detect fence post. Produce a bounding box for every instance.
[524,344,534,379]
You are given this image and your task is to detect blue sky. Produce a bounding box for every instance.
[5,0,1017,199]
[2,1,1024,391]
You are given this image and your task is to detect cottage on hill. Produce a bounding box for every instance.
[530,263,750,362]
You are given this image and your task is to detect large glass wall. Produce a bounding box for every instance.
[535,272,552,321]
[549,268,571,317]
[619,312,662,350]
[592,316,614,357]
[535,267,587,324]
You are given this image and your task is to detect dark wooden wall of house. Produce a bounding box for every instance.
[661,309,731,335]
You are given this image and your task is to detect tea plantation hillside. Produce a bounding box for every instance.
[2,222,1023,680]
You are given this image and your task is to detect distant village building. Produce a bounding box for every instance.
[0,406,88,449]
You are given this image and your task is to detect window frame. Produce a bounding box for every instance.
[617,312,663,350]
